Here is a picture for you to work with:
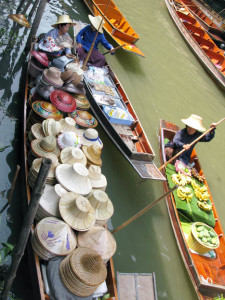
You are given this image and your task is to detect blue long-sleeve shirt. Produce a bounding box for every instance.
[165,127,215,165]
[76,25,113,52]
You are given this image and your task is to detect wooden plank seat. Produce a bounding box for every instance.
[183,22,205,37]
[177,11,197,24]
[192,34,216,50]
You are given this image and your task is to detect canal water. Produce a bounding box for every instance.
[0,0,224,299]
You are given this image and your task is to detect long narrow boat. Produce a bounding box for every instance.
[82,0,145,57]
[23,47,118,300]
[165,0,225,90]
[159,119,225,300]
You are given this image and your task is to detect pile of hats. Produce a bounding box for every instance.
[29,51,49,79]
[72,93,90,111]
[61,68,85,95]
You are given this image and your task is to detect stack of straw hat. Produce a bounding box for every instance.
[72,94,90,111]
[88,165,107,191]
[31,217,77,261]
[77,225,116,262]
[59,247,107,297]
[82,145,102,167]
[69,110,98,128]
[59,117,77,132]
[60,147,87,166]
[28,123,45,144]
[42,118,62,137]
[59,192,96,231]
[35,184,67,222]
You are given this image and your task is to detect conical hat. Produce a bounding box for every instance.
[8,14,31,28]
[181,114,206,132]
[88,190,113,223]
[59,247,107,296]
[59,117,77,132]
[59,192,96,231]
[77,225,116,262]
[31,135,60,157]
[55,163,92,196]
[51,15,76,27]
[88,15,105,33]
[88,165,107,189]
[35,217,77,256]
[82,145,102,166]
[60,147,87,165]
[57,132,81,150]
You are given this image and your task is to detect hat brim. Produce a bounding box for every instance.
[31,139,60,158]
[89,174,107,188]
[181,118,206,132]
[88,15,104,33]
[82,145,102,166]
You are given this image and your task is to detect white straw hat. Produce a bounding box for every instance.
[65,63,84,76]
[77,225,116,262]
[51,15,76,28]
[55,163,92,196]
[88,165,107,189]
[59,192,96,231]
[57,132,81,150]
[181,114,206,132]
[88,190,114,226]
[59,117,77,132]
[88,15,105,33]
[31,123,45,140]
[31,135,60,157]
[81,128,103,149]
[60,147,87,165]
[42,118,62,137]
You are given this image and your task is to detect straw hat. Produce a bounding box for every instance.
[82,145,102,166]
[32,101,63,121]
[60,147,87,165]
[88,165,106,189]
[43,67,63,87]
[181,114,206,132]
[57,132,81,149]
[50,90,77,113]
[42,118,62,137]
[59,193,96,231]
[39,36,62,53]
[88,190,113,225]
[72,94,90,111]
[55,163,92,196]
[61,69,74,82]
[69,110,98,128]
[59,247,107,296]
[59,117,77,132]
[82,128,103,149]
[8,14,31,28]
[30,123,45,140]
[88,15,105,33]
[51,15,76,28]
[31,135,60,158]
[65,63,84,76]
[77,225,116,262]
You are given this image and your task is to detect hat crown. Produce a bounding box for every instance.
[81,253,102,272]
[71,148,84,160]
[76,195,92,213]
[73,163,88,177]
[181,114,206,132]
[61,132,79,146]
[87,145,101,159]
[55,15,73,25]
[46,67,61,80]
[88,165,101,179]
[84,128,98,140]
[40,135,56,151]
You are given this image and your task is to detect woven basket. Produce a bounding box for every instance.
[186,222,219,254]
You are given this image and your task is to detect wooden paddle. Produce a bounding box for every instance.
[103,43,126,55]
[159,117,225,171]
[111,185,178,234]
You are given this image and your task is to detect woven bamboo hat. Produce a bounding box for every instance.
[59,193,96,231]
[59,117,77,132]
[59,247,107,296]
[32,217,77,261]
[60,147,87,165]
[31,135,60,158]
[88,190,113,226]
[69,110,98,128]
[8,14,31,28]
[88,165,107,190]
[82,145,102,166]
[30,123,45,140]
[82,128,103,149]
[57,132,81,150]
[77,225,116,262]
[181,114,206,132]
[42,118,62,137]
[55,163,92,196]
[51,15,76,28]
[88,15,105,33]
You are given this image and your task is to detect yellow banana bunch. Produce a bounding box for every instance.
[172,172,190,186]
[191,180,210,201]
[197,201,212,212]
[177,186,193,202]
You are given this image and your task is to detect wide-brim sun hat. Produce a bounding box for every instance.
[55,163,92,196]
[72,94,90,111]
[88,15,105,33]
[31,123,45,140]
[59,117,77,132]
[57,131,81,149]
[77,225,116,262]
[51,15,76,28]
[59,247,107,296]
[50,90,77,113]
[88,165,106,189]
[32,153,60,177]
[43,67,63,88]
[65,63,84,76]
[60,147,87,165]
[59,192,96,231]
[181,114,206,132]
[82,128,103,149]
[32,101,63,121]
[31,135,60,158]
[42,118,62,137]
[82,144,102,166]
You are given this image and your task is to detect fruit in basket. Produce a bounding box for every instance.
[177,186,193,202]
[194,223,219,247]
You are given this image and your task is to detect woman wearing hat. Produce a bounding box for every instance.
[76,15,115,68]
[165,114,217,165]
[39,15,75,55]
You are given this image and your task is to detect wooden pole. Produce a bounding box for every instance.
[103,43,126,55]
[0,158,52,300]
[159,118,225,171]
[82,0,111,70]
[111,185,178,234]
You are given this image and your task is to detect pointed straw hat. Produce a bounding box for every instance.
[88,190,113,226]
[181,114,206,132]
[55,163,92,196]
[59,117,77,132]
[60,147,87,165]
[51,15,76,28]
[31,135,60,158]
[88,15,105,33]
[82,145,102,166]
[8,14,31,28]
[77,225,116,262]
[88,165,107,190]
[59,193,96,231]
[59,247,107,296]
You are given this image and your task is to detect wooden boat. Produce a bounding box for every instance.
[159,119,225,300]
[23,47,118,300]
[82,0,145,57]
[165,0,225,90]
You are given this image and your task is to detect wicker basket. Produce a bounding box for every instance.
[187,222,219,254]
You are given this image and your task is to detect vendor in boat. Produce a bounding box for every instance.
[39,15,76,55]
[165,114,216,165]
[76,15,115,68]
